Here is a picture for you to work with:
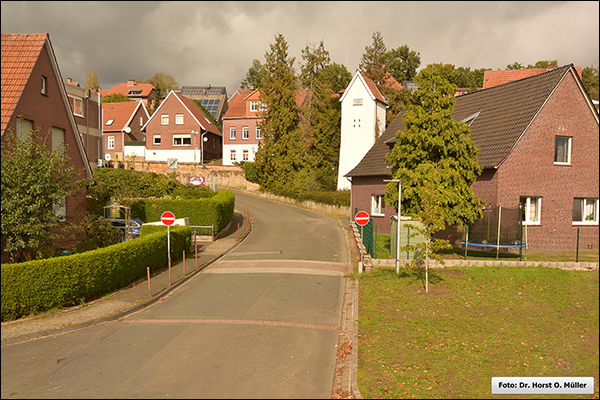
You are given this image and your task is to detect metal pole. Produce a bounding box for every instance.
[576,227,580,262]
[183,250,186,276]
[464,224,468,260]
[496,205,502,259]
[195,238,198,269]
[385,179,402,274]
[168,225,171,286]
[519,202,523,261]
[147,267,151,297]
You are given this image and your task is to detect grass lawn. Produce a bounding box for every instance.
[353,266,599,399]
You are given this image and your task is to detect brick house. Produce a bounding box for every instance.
[102,101,150,165]
[345,64,599,251]
[65,78,104,167]
[222,88,310,166]
[99,79,156,109]
[178,85,229,128]
[143,90,222,164]
[1,33,93,256]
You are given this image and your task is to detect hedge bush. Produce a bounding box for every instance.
[1,226,191,322]
[131,190,235,233]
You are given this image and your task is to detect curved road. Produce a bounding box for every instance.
[1,192,350,399]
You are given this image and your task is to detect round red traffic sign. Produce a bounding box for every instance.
[355,211,370,226]
[161,211,176,226]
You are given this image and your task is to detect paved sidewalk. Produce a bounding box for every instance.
[1,214,249,346]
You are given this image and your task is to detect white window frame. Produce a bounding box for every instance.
[243,149,249,161]
[242,127,249,140]
[68,95,84,117]
[230,127,236,140]
[53,195,66,222]
[140,116,144,126]
[108,136,115,150]
[173,134,191,146]
[161,114,169,125]
[573,198,599,225]
[51,127,64,152]
[259,102,267,112]
[372,195,385,216]
[554,136,572,165]
[41,76,47,94]
[106,119,115,126]
[522,196,542,225]
[175,113,184,125]
[353,98,363,106]
[153,135,161,145]
[256,126,262,139]
[250,101,258,112]
[230,149,237,162]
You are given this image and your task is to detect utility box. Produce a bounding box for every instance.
[391,216,426,260]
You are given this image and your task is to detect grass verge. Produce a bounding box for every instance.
[353,266,599,399]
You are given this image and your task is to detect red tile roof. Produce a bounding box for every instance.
[362,74,387,104]
[99,81,155,98]
[1,33,48,135]
[224,88,311,119]
[102,101,141,132]
[176,92,222,136]
[483,66,583,89]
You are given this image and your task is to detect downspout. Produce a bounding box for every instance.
[98,91,102,165]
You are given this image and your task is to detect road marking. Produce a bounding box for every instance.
[205,260,347,276]
[122,318,339,331]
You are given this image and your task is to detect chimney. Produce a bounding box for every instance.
[67,78,72,84]
[127,79,136,86]
[547,64,554,71]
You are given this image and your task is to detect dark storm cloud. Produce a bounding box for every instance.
[2,1,598,96]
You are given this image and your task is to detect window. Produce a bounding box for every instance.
[243,149,249,161]
[175,113,184,125]
[573,198,599,225]
[256,126,262,139]
[353,98,363,106]
[53,196,66,222]
[161,114,169,125]
[372,195,385,216]
[520,196,541,225]
[153,135,161,145]
[230,127,236,140]
[105,119,115,126]
[173,134,191,146]
[243,127,249,140]
[554,136,571,165]
[259,102,267,112]
[68,96,84,117]
[250,101,258,112]
[230,149,236,162]
[108,136,115,149]
[51,127,64,152]
[17,118,33,140]
[140,117,144,126]
[41,76,47,94]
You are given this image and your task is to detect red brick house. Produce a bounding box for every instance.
[346,64,599,251]
[99,79,156,109]
[222,88,310,166]
[143,91,222,164]
[102,101,150,165]
[1,33,93,255]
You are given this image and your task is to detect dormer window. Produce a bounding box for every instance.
[128,90,142,95]
[461,111,480,126]
[250,101,258,112]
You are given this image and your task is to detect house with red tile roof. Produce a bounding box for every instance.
[345,64,599,252]
[483,65,582,89]
[102,101,150,165]
[142,91,222,164]
[1,32,93,255]
[337,71,388,190]
[222,88,310,166]
[99,79,156,109]
[64,78,104,167]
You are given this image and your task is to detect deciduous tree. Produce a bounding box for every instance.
[240,59,266,89]
[101,92,132,103]
[84,69,100,91]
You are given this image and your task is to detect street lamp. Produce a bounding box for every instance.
[384,178,401,274]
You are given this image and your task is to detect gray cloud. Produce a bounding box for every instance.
[2,1,598,96]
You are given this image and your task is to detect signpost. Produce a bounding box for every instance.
[355,211,370,274]
[161,211,175,285]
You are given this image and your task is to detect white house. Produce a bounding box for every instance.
[337,71,387,190]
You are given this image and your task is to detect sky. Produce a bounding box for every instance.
[2,1,599,97]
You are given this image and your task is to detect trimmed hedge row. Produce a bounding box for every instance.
[131,190,235,233]
[1,226,191,322]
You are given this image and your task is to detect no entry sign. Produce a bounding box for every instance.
[161,211,176,226]
[355,211,370,226]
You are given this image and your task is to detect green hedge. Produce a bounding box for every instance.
[1,226,191,322]
[131,190,235,233]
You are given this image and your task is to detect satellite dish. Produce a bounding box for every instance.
[123,127,131,133]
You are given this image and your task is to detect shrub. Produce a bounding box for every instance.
[74,216,121,253]
[1,226,191,321]
[237,161,259,183]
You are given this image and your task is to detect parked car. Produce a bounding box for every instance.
[109,218,144,240]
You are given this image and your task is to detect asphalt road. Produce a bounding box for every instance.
[1,192,350,399]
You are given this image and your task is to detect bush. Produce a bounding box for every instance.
[1,226,191,321]
[237,161,259,183]
[74,216,121,253]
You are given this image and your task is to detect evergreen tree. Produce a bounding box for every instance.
[384,68,484,229]
[358,31,388,88]
[254,34,303,193]
[240,59,265,89]
[299,40,331,89]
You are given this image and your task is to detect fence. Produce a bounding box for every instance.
[354,209,376,258]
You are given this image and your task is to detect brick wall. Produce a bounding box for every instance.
[350,175,393,235]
